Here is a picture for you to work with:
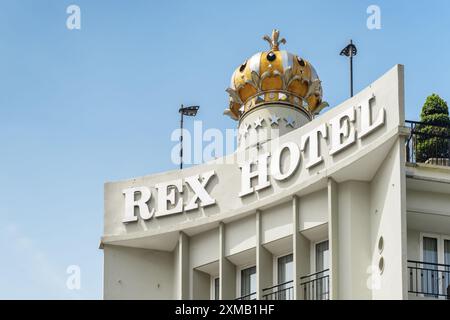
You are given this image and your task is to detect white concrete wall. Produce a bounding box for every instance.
[407,229,420,261]
[299,189,328,230]
[256,211,273,299]
[369,139,407,299]
[238,104,310,148]
[225,214,256,256]
[293,195,311,299]
[104,245,174,299]
[327,179,339,299]
[179,232,190,299]
[219,223,237,299]
[407,190,450,216]
[261,201,292,244]
[337,181,371,299]
[189,228,219,268]
[192,270,210,300]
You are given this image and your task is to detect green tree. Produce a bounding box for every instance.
[415,94,450,163]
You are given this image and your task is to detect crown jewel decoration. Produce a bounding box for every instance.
[263,29,286,51]
[224,29,328,121]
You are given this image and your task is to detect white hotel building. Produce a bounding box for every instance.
[101,31,450,300]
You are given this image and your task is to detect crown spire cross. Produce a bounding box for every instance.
[263,29,286,51]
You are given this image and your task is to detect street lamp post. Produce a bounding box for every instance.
[179,105,200,170]
[340,40,358,97]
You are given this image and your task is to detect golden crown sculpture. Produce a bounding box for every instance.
[224,29,328,121]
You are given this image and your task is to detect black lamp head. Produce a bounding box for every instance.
[179,105,200,116]
[340,40,357,57]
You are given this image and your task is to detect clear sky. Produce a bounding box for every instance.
[0,0,449,299]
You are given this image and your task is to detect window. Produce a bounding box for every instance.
[240,266,256,300]
[277,254,293,300]
[420,234,450,298]
[422,237,439,297]
[315,240,329,271]
[315,240,329,300]
[277,254,293,284]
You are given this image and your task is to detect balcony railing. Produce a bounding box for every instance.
[300,269,329,300]
[408,260,450,299]
[235,292,256,300]
[262,280,294,300]
[405,120,450,165]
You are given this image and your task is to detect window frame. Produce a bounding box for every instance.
[236,264,257,299]
[419,232,449,265]
[275,253,294,285]
[311,239,329,273]
[419,232,450,299]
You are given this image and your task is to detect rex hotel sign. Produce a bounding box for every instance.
[121,96,385,223]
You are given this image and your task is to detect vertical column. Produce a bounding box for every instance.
[256,210,272,300]
[327,178,339,300]
[293,195,310,300]
[398,138,408,299]
[369,138,408,299]
[179,231,190,299]
[219,222,236,299]
[336,181,371,299]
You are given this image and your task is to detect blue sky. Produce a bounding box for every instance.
[0,0,449,299]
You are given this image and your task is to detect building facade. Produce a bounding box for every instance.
[101,31,450,300]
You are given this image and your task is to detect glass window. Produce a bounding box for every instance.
[277,254,293,284]
[315,240,329,300]
[418,235,450,298]
[315,240,329,272]
[277,254,293,300]
[241,266,256,300]
[422,236,438,297]
[423,237,438,264]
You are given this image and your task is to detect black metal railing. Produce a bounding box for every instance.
[300,269,329,300]
[262,280,294,300]
[405,120,450,165]
[408,260,450,299]
[235,292,256,300]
